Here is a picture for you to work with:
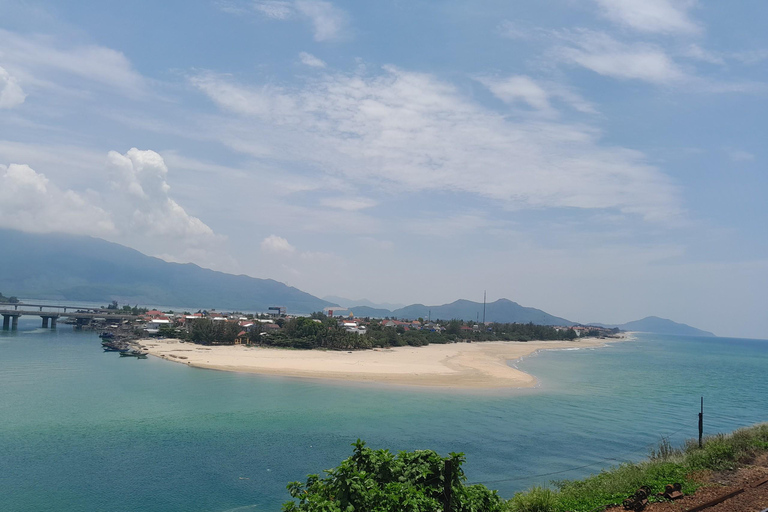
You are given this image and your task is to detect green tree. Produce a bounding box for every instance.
[283,440,505,512]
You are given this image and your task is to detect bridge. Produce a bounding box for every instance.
[0,302,140,330]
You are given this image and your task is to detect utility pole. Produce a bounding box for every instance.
[482,290,486,325]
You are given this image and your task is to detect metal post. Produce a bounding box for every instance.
[443,459,453,512]
[698,396,704,449]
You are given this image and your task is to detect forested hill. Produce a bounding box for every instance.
[350,298,573,325]
[0,229,332,313]
[617,316,716,337]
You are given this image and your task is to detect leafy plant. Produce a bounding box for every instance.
[283,440,506,512]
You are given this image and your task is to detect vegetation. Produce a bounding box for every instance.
[185,318,242,345]
[103,300,148,315]
[0,291,20,303]
[507,422,768,512]
[283,440,506,512]
[245,314,591,351]
[283,424,768,512]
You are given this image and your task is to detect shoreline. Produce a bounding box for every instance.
[137,334,630,389]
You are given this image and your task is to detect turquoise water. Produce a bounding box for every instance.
[1,318,766,512]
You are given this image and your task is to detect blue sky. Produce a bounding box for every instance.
[0,0,766,337]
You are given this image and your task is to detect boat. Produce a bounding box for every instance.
[119,349,148,358]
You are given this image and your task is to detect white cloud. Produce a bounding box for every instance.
[299,51,327,68]
[261,234,296,254]
[252,0,293,19]
[191,65,681,221]
[481,75,552,112]
[0,66,26,108]
[478,75,598,116]
[727,149,755,162]
[294,0,348,42]
[225,0,348,41]
[0,29,145,97]
[320,197,377,211]
[106,148,215,239]
[681,44,724,65]
[593,0,701,34]
[0,163,115,235]
[555,30,686,84]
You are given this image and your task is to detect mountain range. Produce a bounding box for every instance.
[345,299,572,326]
[0,229,333,313]
[0,229,715,336]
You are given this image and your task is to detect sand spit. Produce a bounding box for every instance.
[137,335,628,389]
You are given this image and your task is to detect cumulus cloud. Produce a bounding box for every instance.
[0,149,223,267]
[261,235,296,254]
[299,51,326,68]
[191,65,681,221]
[0,66,26,108]
[554,30,686,84]
[106,148,215,239]
[0,163,114,235]
[593,0,701,35]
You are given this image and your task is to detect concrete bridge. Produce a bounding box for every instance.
[0,302,139,330]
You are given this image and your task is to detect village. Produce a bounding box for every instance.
[128,306,620,347]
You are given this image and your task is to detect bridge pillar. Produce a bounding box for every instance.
[11,315,18,330]
[51,317,57,329]
[2,315,9,330]
[42,316,49,328]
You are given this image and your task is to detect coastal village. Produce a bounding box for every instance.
[129,306,618,344]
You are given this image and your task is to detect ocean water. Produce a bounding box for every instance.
[1,318,766,512]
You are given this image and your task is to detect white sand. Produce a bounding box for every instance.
[137,335,627,389]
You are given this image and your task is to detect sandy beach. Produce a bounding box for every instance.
[138,335,627,389]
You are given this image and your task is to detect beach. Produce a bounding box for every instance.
[138,335,628,388]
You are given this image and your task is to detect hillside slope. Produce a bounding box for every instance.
[0,229,333,313]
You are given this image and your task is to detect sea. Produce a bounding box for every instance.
[1,315,767,512]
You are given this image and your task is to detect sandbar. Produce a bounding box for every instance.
[137,335,628,389]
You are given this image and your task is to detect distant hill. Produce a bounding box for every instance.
[616,316,715,337]
[0,229,333,313]
[351,298,572,325]
[324,296,405,311]
[348,305,394,318]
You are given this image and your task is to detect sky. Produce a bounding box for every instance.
[0,0,766,338]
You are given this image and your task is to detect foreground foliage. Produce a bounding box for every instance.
[283,440,506,512]
[508,422,768,512]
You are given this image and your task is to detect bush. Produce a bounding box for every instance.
[283,440,506,512]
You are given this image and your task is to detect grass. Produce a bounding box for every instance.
[505,422,768,512]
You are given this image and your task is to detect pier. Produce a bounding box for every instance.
[0,302,139,330]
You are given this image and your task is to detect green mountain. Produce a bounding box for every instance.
[351,298,572,325]
[0,229,333,313]
[616,316,715,337]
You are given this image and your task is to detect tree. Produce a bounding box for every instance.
[283,440,505,512]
